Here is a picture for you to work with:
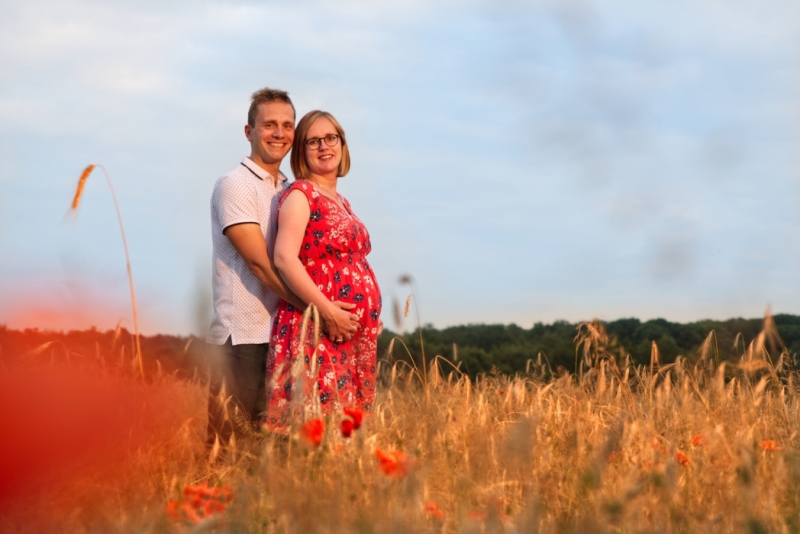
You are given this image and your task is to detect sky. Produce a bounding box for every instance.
[1,0,799,335]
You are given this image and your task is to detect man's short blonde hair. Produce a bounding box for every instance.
[291,110,351,180]
[248,87,295,127]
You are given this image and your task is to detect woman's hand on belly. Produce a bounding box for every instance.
[320,301,361,341]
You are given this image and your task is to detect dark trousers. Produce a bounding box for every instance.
[206,338,269,449]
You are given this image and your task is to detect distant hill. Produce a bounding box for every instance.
[3,315,798,379]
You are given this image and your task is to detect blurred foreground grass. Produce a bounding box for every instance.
[1,315,798,533]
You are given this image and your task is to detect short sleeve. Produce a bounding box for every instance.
[212,175,259,233]
[278,181,315,210]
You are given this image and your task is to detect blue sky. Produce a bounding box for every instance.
[1,0,798,335]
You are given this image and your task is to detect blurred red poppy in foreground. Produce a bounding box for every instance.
[0,366,143,508]
[375,449,414,477]
[468,498,509,522]
[675,452,689,466]
[760,439,780,452]
[300,418,325,447]
[344,407,363,427]
[166,482,233,526]
[424,501,445,519]
[341,408,364,438]
[341,419,356,438]
[691,434,705,447]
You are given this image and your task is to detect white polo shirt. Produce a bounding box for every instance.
[207,157,288,345]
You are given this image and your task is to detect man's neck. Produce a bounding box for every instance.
[248,153,282,185]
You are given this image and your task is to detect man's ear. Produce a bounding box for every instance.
[244,124,252,142]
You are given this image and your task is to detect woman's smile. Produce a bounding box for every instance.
[305,117,342,176]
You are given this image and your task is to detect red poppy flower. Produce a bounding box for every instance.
[675,452,689,466]
[375,449,414,477]
[341,408,364,437]
[424,501,444,519]
[166,500,181,521]
[167,482,233,525]
[183,503,203,524]
[761,439,780,452]
[301,418,325,447]
[341,419,355,438]
[344,407,364,428]
[467,501,510,523]
[691,434,705,447]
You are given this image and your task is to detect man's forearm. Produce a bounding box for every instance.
[249,260,305,310]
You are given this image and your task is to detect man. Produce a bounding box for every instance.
[206,87,358,449]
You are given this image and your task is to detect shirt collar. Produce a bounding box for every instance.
[241,157,288,184]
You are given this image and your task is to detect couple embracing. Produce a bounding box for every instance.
[206,88,381,448]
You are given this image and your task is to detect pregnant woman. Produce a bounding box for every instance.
[264,110,382,430]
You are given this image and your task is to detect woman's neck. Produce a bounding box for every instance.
[307,173,337,194]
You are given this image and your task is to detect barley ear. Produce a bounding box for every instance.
[70,164,96,211]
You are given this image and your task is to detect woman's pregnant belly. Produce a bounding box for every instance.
[308,256,381,328]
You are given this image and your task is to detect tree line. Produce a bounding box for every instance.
[377,314,800,378]
[3,314,798,379]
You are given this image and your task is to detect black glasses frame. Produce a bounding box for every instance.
[305,134,340,150]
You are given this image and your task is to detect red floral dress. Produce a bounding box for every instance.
[264,180,381,430]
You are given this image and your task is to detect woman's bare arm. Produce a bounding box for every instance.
[273,189,360,340]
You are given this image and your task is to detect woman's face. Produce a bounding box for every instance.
[304,117,342,177]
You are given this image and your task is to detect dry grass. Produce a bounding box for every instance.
[67,163,144,378]
[2,314,799,533]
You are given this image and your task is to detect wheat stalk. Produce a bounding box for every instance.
[68,164,144,379]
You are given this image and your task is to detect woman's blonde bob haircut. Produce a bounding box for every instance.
[291,110,350,180]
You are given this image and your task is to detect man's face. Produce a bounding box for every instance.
[245,102,295,166]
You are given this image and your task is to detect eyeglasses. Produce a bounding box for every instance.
[305,134,340,150]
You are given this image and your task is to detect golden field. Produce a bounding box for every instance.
[0,315,797,533]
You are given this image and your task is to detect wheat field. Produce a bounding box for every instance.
[1,314,797,533]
